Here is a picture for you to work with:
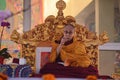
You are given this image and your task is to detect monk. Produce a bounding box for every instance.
[40,24,98,78]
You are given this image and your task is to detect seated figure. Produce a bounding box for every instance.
[40,24,99,78]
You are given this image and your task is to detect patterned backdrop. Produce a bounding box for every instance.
[0,0,23,57]
[0,0,43,58]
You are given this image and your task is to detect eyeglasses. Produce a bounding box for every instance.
[64,31,73,35]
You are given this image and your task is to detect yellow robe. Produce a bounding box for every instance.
[49,40,91,67]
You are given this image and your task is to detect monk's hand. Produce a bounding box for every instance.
[60,37,69,45]
[57,37,67,54]
[64,58,70,66]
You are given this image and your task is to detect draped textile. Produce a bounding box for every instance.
[49,39,91,67]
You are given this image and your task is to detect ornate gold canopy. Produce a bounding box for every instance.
[10,0,109,71]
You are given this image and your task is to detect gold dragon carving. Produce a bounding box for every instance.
[10,0,109,71]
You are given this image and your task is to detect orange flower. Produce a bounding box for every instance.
[86,75,97,80]
[0,73,8,80]
[42,74,56,80]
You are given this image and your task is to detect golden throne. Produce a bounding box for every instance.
[10,0,109,72]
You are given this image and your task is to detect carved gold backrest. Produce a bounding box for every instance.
[10,0,109,71]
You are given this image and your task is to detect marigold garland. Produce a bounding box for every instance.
[86,75,97,80]
[0,73,8,80]
[42,74,56,80]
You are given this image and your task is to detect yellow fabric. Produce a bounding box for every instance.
[49,40,91,67]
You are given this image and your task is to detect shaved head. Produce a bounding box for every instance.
[63,24,75,40]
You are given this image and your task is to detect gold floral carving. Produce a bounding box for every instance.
[10,0,109,71]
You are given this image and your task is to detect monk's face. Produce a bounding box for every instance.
[63,25,75,41]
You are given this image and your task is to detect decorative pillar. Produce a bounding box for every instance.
[39,0,44,23]
[23,0,31,32]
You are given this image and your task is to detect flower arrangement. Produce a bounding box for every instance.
[0,21,11,61]
[86,75,97,80]
[0,73,8,80]
[42,74,56,80]
[0,21,10,50]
